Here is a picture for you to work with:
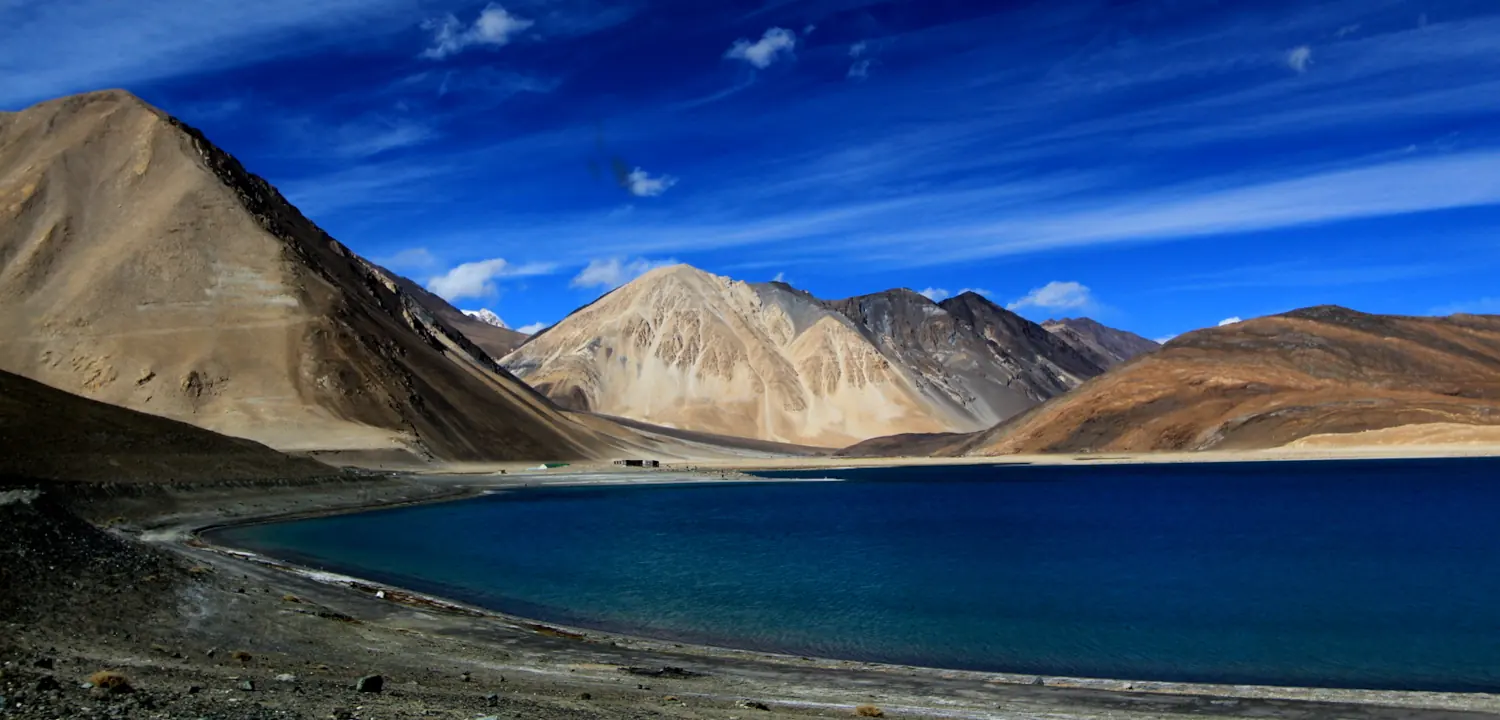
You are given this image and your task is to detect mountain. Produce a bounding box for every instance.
[463,309,507,328]
[503,266,1106,445]
[1042,317,1159,368]
[0,90,628,461]
[384,274,530,360]
[939,307,1500,455]
[0,368,332,483]
[826,289,1106,424]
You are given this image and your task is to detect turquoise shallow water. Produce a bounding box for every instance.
[211,457,1500,691]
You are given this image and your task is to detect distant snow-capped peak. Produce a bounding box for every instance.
[462,309,507,328]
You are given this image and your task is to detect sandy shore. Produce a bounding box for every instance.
[403,441,1500,478]
[8,459,1500,719]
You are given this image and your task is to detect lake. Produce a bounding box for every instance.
[209,457,1500,691]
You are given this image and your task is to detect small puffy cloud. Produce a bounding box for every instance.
[725,27,796,68]
[1218,316,1243,326]
[380,247,440,272]
[772,271,787,283]
[1154,335,1177,344]
[847,40,873,79]
[571,257,678,290]
[919,287,950,302]
[423,4,533,60]
[515,321,549,335]
[1335,24,1361,38]
[625,167,678,197]
[960,287,995,299]
[426,258,555,301]
[1007,281,1095,312]
[1286,45,1312,73]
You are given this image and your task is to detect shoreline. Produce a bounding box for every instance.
[173,465,1500,714]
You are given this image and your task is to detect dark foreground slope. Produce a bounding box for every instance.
[0,369,332,483]
[963,307,1500,454]
[0,90,626,461]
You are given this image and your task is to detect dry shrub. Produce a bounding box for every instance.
[230,650,253,663]
[855,705,884,717]
[89,671,133,694]
[282,594,301,603]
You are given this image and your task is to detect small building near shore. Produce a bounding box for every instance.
[613,459,661,468]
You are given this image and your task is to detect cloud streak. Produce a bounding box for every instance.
[571,257,679,290]
[0,0,419,107]
[423,4,534,59]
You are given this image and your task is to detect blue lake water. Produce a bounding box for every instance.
[210,458,1500,691]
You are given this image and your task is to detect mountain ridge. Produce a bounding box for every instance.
[846,306,1500,456]
[504,265,1125,445]
[1041,316,1159,368]
[0,89,626,461]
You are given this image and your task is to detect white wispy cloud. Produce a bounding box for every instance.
[1157,261,1458,292]
[279,161,450,217]
[571,257,678,290]
[1154,335,1177,344]
[423,4,534,60]
[772,271,787,283]
[378,247,440,273]
[1218,316,1243,326]
[725,27,796,68]
[0,0,420,107]
[624,167,678,197]
[331,120,435,158]
[426,258,556,301]
[1430,298,1500,315]
[1286,45,1313,73]
[1007,281,1095,312]
[848,40,872,79]
[515,321,549,334]
[919,287,950,302]
[916,149,1500,265]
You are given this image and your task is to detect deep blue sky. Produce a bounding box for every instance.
[3,0,1498,339]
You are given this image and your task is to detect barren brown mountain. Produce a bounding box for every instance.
[939,307,1500,455]
[0,368,332,483]
[1042,317,1160,368]
[504,267,1109,445]
[0,90,650,461]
